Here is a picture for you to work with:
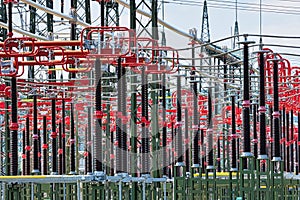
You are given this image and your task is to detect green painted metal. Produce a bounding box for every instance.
[1,170,300,200]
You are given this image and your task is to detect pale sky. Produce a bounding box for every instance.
[160,0,300,64]
[10,0,300,65]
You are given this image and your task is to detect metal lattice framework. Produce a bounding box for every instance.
[0,1,300,200]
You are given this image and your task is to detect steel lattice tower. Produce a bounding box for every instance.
[233,0,240,49]
[201,0,210,43]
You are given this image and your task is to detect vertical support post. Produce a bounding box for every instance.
[42,116,48,175]
[150,0,160,180]
[231,95,237,171]
[268,57,282,161]
[121,63,127,174]
[32,93,40,174]
[116,59,122,173]
[286,111,290,172]
[22,130,26,175]
[69,0,77,79]
[7,1,18,176]
[253,104,258,157]
[184,108,189,172]
[58,122,63,175]
[237,38,255,200]
[282,108,286,170]
[70,103,76,174]
[290,110,294,172]
[51,98,58,174]
[238,39,255,168]
[62,99,66,174]
[26,117,30,175]
[254,49,271,198]
[86,106,93,174]
[162,73,168,176]
[94,57,103,173]
[175,72,184,167]
[255,49,269,160]
[297,112,300,174]
[268,57,284,199]
[189,29,200,173]
[141,67,150,174]
[192,70,200,168]
[223,58,229,171]
[206,91,214,170]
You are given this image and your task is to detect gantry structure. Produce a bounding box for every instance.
[0,0,300,199]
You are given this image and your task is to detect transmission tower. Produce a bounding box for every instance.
[233,0,240,49]
[201,0,210,43]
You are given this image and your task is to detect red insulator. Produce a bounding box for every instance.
[294,133,298,140]
[110,125,116,132]
[252,139,258,143]
[42,144,48,149]
[200,109,208,115]
[4,0,19,4]
[192,125,199,130]
[0,84,5,91]
[260,160,266,164]
[280,138,286,144]
[175,121,183,127]
[32,134,38,140]
[145,120,151,127]
[95,110,104,119]
[162,121,168,127]
[25,145,31,151]
[58,148,63,155]
[242,100,251,108]
[272,111,280,118]
[232,134,239,139]
[51,132,57,138]
[167,123,173,129]
[269,137,274,143]
[258,106,267,113]
[9,122,18,130]
[114,141,118,146]
[224,117,231,124]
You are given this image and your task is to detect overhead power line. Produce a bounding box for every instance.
[161,0,300,16]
